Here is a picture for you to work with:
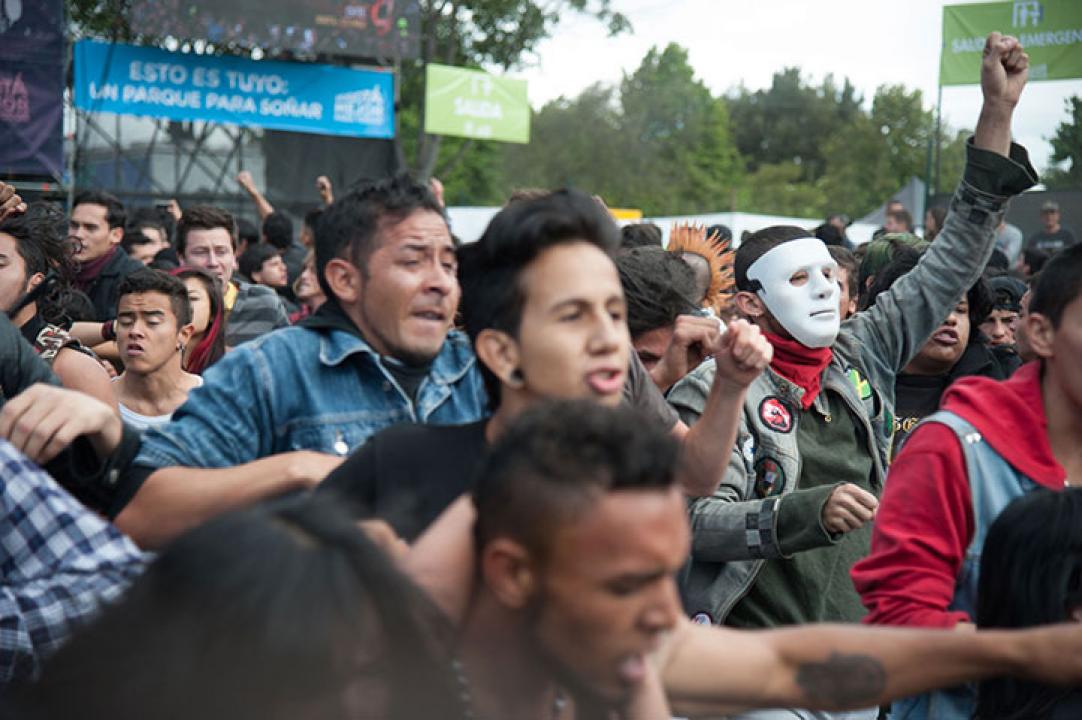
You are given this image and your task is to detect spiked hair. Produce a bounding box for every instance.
[667,222,736,316]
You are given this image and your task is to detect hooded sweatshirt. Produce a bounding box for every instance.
[851,361,1065,628]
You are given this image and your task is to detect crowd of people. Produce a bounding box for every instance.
[1,32,1082,720]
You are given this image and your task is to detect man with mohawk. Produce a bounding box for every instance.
[668,31,1034,720]
[667,222,737,318]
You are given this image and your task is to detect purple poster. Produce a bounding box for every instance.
[0,0,64,178]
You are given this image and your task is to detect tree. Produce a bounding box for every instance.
[1044,95,1082,189]
[737,162,828,219]
[727,69,863,182]
[501,83,626,201]
[399,0,630,180]
[502,44,744,215]
[616,44,743,214]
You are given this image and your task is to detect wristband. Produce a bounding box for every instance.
[101,320,116,342]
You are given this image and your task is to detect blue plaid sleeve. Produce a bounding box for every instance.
[0,440,148,685]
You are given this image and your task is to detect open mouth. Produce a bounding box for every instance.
[932,329,959,345]
[412,309,447,323]
[585,368,625,396]
[617,653,648,685]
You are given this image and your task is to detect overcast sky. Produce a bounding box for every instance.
[514,0,1082,175]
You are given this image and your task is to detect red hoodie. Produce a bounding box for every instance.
[851,361,1066,628]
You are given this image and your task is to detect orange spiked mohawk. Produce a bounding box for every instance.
[667,223,736,317]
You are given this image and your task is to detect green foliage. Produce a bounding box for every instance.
[502,44,742,215]
[1044,95,1082,189]
[736,162,827,219]
[727,69,863,182]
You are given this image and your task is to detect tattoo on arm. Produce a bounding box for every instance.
[795,652,887,708]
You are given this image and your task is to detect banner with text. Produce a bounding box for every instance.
[74,40,395,138]
[424,64,529,144]
[942,0,1082,85]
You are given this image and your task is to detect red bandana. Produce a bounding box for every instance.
[765,332,833,409]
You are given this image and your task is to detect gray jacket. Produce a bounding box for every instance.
[668,141,1037,624]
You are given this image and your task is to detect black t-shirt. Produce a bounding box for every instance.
[320,419,488,540]
[1025,227,1076,255]
[892,374,950,454]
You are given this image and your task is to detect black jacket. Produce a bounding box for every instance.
[83,247,146,321]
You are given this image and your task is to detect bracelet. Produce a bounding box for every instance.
[101,320,116,342]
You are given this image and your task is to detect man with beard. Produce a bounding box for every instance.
[121,175,488,548]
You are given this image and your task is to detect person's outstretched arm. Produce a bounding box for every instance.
[661,615,1082,717]
[842,33,1036,387]
[237,170,275,220]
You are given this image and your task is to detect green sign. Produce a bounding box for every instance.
[941,0,1082,85]
[424,64,530,143]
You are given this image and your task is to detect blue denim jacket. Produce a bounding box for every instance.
[134,326,488,469]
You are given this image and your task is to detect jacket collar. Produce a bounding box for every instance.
[317,327,476,386]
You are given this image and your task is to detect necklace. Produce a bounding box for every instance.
[451,657,567,720]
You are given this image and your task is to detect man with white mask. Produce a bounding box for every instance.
[668,31,1036,720]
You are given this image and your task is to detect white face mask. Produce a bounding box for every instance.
[746,237,840,348]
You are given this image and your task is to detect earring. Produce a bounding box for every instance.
[508,368,525,387]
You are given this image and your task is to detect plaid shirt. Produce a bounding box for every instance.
[0,440,147,684]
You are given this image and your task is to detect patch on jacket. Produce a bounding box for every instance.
[846,366,873,400]
[753,456,786,498]
[758,396,793,433]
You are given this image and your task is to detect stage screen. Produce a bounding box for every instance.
[130,0,421,60]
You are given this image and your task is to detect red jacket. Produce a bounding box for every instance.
[851,361,1065,627]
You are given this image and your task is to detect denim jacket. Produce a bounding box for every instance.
[667,140,1038,624]
[134,325,488,470]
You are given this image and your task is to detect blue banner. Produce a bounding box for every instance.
[74,40,395,138]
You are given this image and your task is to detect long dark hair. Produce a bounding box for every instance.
[10,497,459,720]
[171,266,227,374]
[974,489,1082,719]
[0,202,76,326]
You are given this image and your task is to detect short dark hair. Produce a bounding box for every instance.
[176,206,237,256]
[616,247,698,338]
[262,212,294,251]
[828,245,858,300]
[238,243,280,281]
[0,202,76,325]
[619,223,663,250]
[458,189,621,404]
[117,268,193,327]
[974,489,1082,720]
[857,233,928,307]
[814,223,845,246]
[235,217,260,248]
[73,190,125,230]
[734,225,810,292]
[128,206,172,246]
[314,174,444,299]
[1029,243,1082,330]
[886,208,914,231]
[707,224,732,243]
[121,229,155,254]
[473,400,681,562]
